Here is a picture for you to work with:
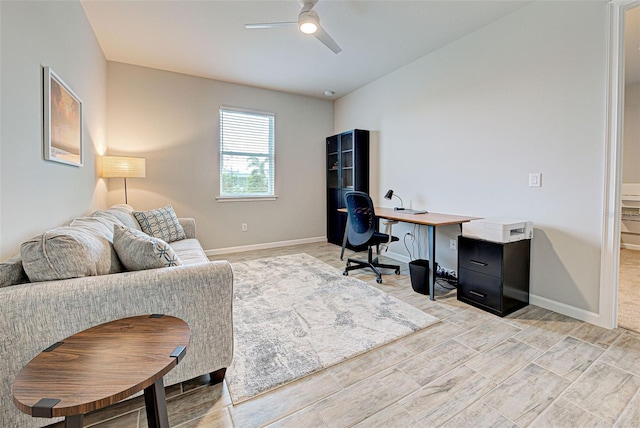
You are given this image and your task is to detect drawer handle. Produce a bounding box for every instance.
[469,290,486,298]
[470,260,488,267]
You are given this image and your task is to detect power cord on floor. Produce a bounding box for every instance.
[435,265,458,290]
[436,278,457,290]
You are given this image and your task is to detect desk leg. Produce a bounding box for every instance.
[144,378,169,428]
[340,217,350,261]
[428,225,436,301]
[65,415,83,428]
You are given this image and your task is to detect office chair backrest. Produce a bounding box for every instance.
[344,191,376,247]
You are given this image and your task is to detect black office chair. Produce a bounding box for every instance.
[343,191,401,284]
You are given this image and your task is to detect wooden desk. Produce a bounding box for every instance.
[13,315,190,428]
[339,207,478,300]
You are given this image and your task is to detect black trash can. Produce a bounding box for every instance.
[409,259,430,295]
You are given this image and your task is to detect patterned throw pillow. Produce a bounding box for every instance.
[133,205,186,243]
[113,225,183,271]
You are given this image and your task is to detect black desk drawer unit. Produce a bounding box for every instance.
[457,236,531,317]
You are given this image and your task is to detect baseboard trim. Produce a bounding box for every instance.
[205,236,326,256]
[390,251,605,326]
[385,250,410,264]
[621,243,640,250]
[529,293,602,326]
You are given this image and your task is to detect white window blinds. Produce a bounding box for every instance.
[219,107,275,197]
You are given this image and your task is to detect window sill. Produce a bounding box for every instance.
[216,196,278,202]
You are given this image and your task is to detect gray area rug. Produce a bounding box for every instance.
[225,253,439,404]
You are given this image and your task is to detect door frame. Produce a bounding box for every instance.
[601,0,640,329]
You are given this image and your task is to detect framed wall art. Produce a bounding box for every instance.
[43,66,83,166]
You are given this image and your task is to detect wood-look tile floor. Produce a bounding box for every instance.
[618,248,640,332]
[48,243,640,427]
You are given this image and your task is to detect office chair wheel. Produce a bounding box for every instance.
[343,271,348,276]
[376,277,383,284]
[395,268,401,275]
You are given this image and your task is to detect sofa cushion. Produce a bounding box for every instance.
[113,225,183,271]
[134,205,186,243]
[0,255,29,287]
[70,216,116,241]
[91,210,125,227]
[105,204,143,231]
[168,239,209,265]
[21,223,123,282]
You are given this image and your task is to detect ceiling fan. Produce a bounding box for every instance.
[245,0,342,54]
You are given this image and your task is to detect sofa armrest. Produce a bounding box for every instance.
[0,261,233,427]
[178,218,196,239]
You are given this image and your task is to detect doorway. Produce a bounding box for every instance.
[618,6,640,331]
[602,1,640,329]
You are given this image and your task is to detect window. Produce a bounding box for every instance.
[219,107,275,199]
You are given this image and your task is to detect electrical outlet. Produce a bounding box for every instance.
[242,223,248,232]
[449,239,457,250]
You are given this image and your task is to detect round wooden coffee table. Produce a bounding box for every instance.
[13,314,190,428]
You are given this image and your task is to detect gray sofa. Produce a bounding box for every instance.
[0,205,233,428]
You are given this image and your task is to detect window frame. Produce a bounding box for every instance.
[217,106,277,201]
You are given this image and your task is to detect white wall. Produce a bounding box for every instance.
[335,1,608,316]
[0,0,108,259]
[107,62,333,252]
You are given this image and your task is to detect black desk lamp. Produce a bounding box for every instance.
[384,189,405,210]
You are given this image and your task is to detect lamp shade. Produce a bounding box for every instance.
[101,156,146,178]
[384,189,394,200]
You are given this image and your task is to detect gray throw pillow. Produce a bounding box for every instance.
[113,225,183,271]
[133,205,186,243]
[21,224,123,282]
[0,254,29,287]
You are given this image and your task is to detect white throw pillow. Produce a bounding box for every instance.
[113,225,183,271]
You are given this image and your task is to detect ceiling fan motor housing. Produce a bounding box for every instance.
[298,10,319,34]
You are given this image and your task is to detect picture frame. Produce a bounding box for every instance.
[43,66,83,167]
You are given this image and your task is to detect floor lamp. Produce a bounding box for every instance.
[101,156,146,204]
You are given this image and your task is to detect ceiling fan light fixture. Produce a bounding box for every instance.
[299,20,318,34]
[298,10,318,34]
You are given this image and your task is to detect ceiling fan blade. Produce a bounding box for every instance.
[314,25,342,54]
[245,22,297,29]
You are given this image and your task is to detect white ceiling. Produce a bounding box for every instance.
[81,0,531,99]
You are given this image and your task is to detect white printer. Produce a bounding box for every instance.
[462,218,533,243]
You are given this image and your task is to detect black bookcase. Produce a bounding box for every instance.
[326,129,370,247]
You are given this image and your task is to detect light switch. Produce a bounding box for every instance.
[529,173,542,187]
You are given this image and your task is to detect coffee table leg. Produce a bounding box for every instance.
[144,378,169,428]
[65,414,83,428]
